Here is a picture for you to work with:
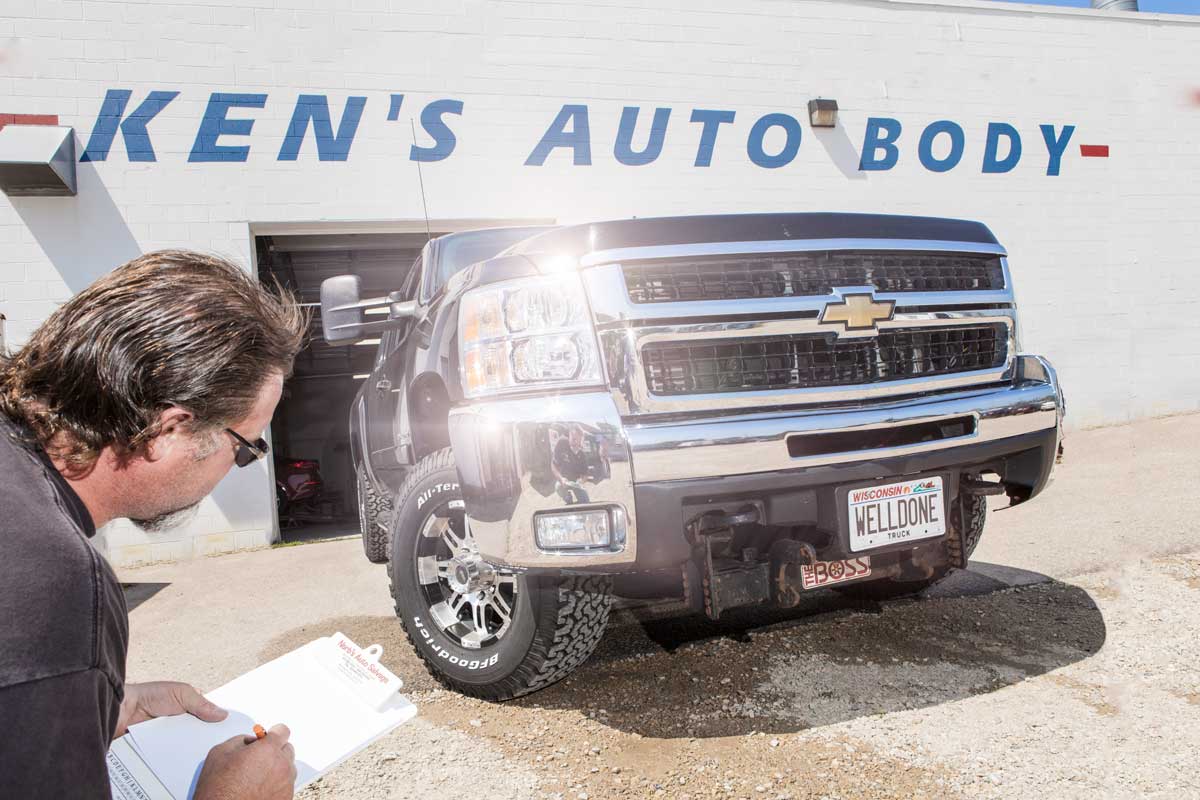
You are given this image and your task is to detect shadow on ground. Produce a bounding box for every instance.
[260,563,1106,739]
[597,560,1053,655]
[121,582,170,612]
[277,518,359,546]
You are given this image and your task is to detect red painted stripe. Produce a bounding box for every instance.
[0,113,59,130]
[1080,144,1109,158]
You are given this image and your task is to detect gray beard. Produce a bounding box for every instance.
[130,501,201,533]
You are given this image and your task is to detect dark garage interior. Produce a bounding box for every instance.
[255,231,444,540]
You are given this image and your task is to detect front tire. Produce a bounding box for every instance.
[388,448,612,701]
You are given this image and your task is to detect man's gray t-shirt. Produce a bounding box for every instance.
[0,413,128,797]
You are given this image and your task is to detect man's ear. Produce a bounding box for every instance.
[142,407,197,463]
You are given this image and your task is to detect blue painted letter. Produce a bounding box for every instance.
[387,94,404,121]
[689,109,735,167]
[525,105,591,166]
[746,113,801,169]
[277,95,367,161]
[918,120,964,173]
[859,117,901,171]
[982,122,1022,174]
[410,99,464,163]
[188,93,267,163]
[614,106,671,166]
[80,89,179,162]
[1040,124,1075,177]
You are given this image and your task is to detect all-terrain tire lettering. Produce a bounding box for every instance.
[416,483,459,509]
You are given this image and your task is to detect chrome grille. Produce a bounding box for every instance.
[642,324,1008,396]
[623,251,1004,304]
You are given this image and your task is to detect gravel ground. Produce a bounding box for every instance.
[119,413,1200,799]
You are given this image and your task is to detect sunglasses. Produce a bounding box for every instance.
[225,428,270,468]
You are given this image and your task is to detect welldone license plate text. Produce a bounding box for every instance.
[847,476,946,552]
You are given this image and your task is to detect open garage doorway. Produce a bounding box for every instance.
[254,220,552,543]
[255,229,443,542]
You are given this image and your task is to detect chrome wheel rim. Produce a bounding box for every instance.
[414,500,519,649]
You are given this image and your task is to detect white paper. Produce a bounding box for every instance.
[124,637,417,799]
[108,736,173,800]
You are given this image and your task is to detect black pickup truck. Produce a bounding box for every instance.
[319,213,1065,700]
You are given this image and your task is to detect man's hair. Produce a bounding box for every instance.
[0,249,307,470]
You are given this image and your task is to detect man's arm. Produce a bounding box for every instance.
[0,669,121,798]
[117,682,296,799]
[116,681,228,738]
[194,723,297,800]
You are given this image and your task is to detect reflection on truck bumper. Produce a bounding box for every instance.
[450,354,1064,570]
[448,393,638,569]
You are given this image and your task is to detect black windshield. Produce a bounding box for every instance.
[429,227,550,297]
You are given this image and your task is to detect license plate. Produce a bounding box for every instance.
[846,475,946,553]
[800,557,872,589]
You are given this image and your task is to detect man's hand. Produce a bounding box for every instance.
[193,724,297,800]
[115,681,228,738]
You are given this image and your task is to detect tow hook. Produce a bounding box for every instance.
[960,476,1005,496]
[685,506,761,539]
[683,505,767,620]
[769,539,818,608]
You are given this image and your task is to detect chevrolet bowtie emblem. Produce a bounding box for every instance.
[819,293,895,332]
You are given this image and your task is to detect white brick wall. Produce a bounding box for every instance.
[2,0,1198,564]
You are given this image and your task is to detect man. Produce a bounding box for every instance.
[552,425,593,504]
[0,250,307,798]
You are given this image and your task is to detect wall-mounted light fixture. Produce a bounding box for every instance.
[807,98,839,128]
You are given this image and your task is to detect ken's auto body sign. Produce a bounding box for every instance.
[78,90,1108,176]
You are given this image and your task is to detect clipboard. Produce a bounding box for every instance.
[108,632,417,800]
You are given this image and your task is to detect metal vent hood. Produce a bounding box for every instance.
[0,124,77,197]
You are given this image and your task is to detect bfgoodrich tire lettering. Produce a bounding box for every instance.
[388,447,612,700]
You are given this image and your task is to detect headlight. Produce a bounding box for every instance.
[459,273,603,398]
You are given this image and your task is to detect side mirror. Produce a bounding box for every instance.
[319,275,416,346]
[320,275,367,345]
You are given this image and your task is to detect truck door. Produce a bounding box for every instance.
[363,252,423,470]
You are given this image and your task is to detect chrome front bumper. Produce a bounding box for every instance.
[448,393,639,569]
[449,354,1064,570]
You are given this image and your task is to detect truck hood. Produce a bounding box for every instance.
[507,212,999,262]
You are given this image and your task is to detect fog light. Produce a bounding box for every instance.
[535,510,611,551]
